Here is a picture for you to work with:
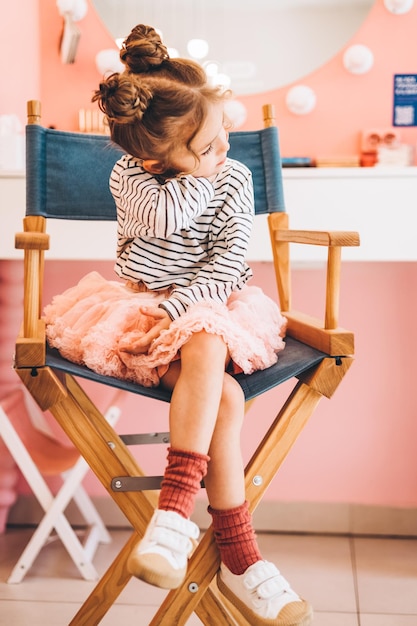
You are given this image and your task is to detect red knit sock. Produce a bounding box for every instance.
[158,447,209,519]
[208,501,263,575]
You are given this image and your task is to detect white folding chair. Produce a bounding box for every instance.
[0,385,120,582]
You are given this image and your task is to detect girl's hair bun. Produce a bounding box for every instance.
[92,73,153,124]
[120,24,169,73]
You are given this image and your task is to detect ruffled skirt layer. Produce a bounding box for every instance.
[44,271,287,388]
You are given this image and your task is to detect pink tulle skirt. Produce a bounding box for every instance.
[44,271,287,388]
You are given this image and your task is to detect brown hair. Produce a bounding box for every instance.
[93,73,226,177]
[92,24,228,177]
[120,24,207,87]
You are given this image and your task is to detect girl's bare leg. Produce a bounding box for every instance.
[163,331,228,453]
[152,333,313,625]
[204,373,246,509]
[161,330,246,509]
[128,331,234,588]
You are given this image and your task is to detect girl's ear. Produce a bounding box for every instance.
[142,159,164,174]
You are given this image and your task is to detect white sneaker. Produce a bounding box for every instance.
[217,561,313,625]
[127,509,199,589]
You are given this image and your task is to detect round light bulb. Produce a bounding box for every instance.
[187,39,209,60]
[384,0,414,13]
[56,0,87,21]
[286,85,317,115]
[96,49,124,77]
[213,73,231,91]
[343,44,374,75]
[224,100,247,129]
[204,61,219,78]
[167,47,180,58]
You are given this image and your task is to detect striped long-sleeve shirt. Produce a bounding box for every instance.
[110,155,254,320]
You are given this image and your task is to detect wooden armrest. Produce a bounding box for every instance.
[284,311,354,356]
[268,213,360,334]
[15,320,46,367]
[276,229,360,247]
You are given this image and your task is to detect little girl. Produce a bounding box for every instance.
[45,25,313,626]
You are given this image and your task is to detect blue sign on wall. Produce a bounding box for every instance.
[393,74,417,127]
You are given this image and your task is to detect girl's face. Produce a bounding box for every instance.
[173,101,230,179]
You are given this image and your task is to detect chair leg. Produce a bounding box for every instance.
[143,359,351,625]
[69,527,241,626]
[27,358,350,624]
[65,404,122,550]
[29,372,160,619]
[69,531,138,626]
[44,384,156,531]
[55,375,234,625]
[195,584,244,626]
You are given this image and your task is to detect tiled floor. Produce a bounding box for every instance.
[0,527,416,625]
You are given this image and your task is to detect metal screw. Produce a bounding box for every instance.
[107,441,116,449]
[188,582,199,593]
[114,480,122,489]
[252,475,263,486]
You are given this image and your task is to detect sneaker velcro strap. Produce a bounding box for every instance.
[157,511,200,540]
[244,561,292,598]
[151,527,193,555]
[256,574,291,599]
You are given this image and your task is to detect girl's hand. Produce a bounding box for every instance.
[119,306,171,355]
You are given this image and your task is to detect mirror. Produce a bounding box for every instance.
[93,0,375,95]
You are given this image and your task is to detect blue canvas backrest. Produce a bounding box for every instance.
[25,123,286,220]
[26,125,123,221]
[227,127,286,215]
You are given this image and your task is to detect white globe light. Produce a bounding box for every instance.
[224,100,247,129]
[167,47,180,58]
[204,61,219,78]
[343,44,374,75]
[96,49,124,77]
[56,0,87,21]
[187,39,209,60]
[384,0,414,13]
[213,73,231,91]
[286,85,317,115]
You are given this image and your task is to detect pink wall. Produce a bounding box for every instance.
[30,0,417,157]
[4,0,417,159]
[3,1,417,508]
[11,257,414,510]
[245,1,417,159]
[0,2,40,124]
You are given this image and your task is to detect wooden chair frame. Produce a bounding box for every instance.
[13,100,359,625]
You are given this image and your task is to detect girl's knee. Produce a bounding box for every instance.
[221,373,245,417]
[182,330,228,363]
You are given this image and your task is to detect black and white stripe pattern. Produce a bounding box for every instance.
[110,156,254,320]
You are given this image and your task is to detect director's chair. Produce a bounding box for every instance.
[14,100,359,625]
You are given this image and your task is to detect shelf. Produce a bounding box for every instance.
[2,169,417,262]
[283,166,417,179]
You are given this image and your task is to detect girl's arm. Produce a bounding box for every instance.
[160,170,254,320]
[119,306,171,354]
[114,165,215,239]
